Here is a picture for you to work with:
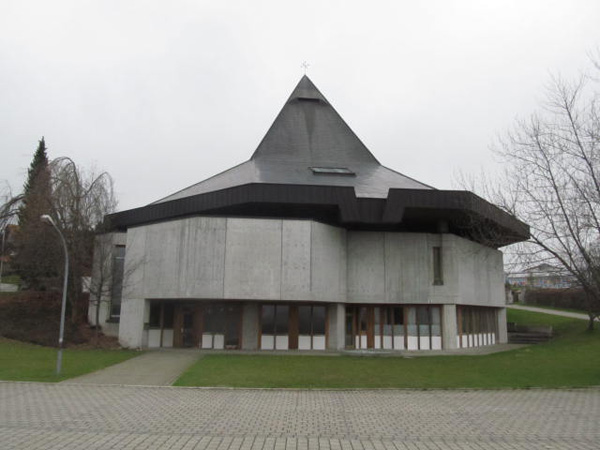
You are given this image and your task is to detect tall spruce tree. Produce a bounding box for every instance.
[23,138,49,198]
[14,138,60,289]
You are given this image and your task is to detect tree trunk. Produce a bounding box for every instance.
[94,299,100,346]
[588,313,595,332]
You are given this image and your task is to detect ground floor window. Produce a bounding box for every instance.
[298,305,326,350]
[260,303,327,351]
[456,305,498,348]
[202,304,241,349]
[346,305,442,350]
[147,301,242,349]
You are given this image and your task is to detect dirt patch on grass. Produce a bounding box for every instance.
[0,291,120,349]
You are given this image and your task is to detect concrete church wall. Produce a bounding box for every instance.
[116,216,506,348]
[123,216,347,303]
[345,232,501,306]
[454,237,505,307]
[123,216,504,307]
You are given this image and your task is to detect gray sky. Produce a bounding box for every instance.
[2,0,600,211]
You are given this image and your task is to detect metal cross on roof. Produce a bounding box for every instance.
[301,61,310,74]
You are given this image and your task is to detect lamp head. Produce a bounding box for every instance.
[40,214,54,225]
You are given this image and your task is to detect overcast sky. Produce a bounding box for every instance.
[2,0,600,212]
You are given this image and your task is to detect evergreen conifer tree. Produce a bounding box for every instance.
[23,138,49,196]
[13,138,60,289]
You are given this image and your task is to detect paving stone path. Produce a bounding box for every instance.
[63,350,202,386]
[508,304,598,322]
[1,382,599,449]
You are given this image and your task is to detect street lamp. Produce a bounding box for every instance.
[0,225,6,291]
[40,214,69,376]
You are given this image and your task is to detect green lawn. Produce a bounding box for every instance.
[0,274,21,286]
[175,309,600,389]
[0,338,139,382]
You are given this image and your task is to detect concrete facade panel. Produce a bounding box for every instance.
[383,233,403,302]
[177,217,227,299]
[454,236,505,307]
[281,220,311,300]
[242,302,259,350]
[441,304,458,350]
[347,232,385,302]
[327,303,345,350]
[310,222,346,302]
[118,298,146,348]
[497,307,508,343]
[143,221,182,298]
[224,218,282,300]
[123,227,147,300]
[396,234,430,304]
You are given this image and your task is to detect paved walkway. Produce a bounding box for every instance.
[0,283,18,292]
[1,382,599,449]
[508,303,597,321]
[64,350,202,386]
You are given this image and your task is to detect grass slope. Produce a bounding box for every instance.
[175,309,600,389]
[0,338,139,382]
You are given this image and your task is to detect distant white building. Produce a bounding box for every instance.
[506,264,576,289]
[90,76,529,352]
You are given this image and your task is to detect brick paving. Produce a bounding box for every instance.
[1,383,599,449]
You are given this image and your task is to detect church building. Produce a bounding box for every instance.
[90,76,528,351]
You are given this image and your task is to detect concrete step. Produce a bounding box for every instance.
[508,332,553,344]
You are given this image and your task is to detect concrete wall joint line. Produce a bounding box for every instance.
[280,220,283,300]
[222,218,228,298]
[383,232,387,302]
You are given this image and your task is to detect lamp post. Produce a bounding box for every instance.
[40,214,69,376]
[0,225,5,291]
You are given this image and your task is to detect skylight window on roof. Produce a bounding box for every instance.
[310,167,355,176]
[297,96,321,102]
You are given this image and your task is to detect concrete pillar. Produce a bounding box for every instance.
[442,304,458,350]
[497,307,508,344]
[327,303,345,350]
[242,302,259,350]
[118,298,147,349]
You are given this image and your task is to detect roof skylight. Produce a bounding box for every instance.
[310,167,355,176]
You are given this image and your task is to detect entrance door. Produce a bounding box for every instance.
[174,305,201,348]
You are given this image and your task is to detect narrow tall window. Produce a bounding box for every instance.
[110,245,126,317]
[433,246,443,285]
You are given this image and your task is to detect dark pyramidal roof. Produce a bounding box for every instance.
[109,76,529,247]
[154,75,432,204]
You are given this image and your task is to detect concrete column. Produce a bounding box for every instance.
[242,302,259,350]
[441,304,458,350]
[327,303,345,350]
[118,298,147,349]
[497,307,508,344]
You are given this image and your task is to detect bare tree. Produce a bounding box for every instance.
[2,144,118,330]
[48,157,118,323]
[88,232,141,346]
[489,70,600,330]
[0,182,21,230]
